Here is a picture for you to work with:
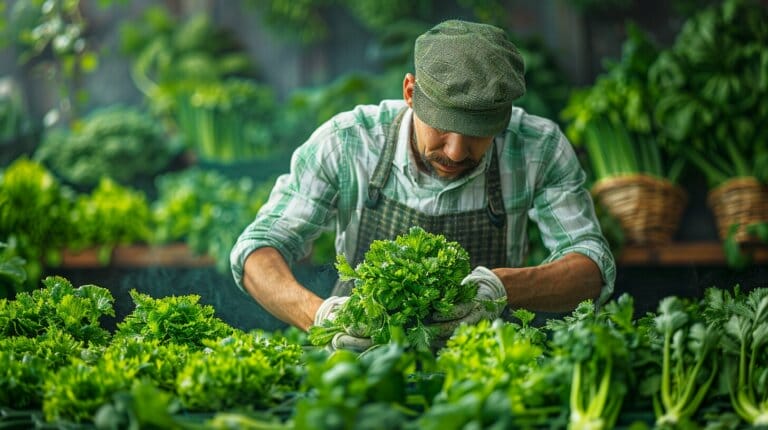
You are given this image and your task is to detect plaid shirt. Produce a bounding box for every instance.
[231,100,616,303]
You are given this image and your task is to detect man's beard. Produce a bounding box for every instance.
[420,152,480,179]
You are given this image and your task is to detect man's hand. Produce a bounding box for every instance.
[313,296,374,351]
[429,266,508,339]
[313,295,348,323]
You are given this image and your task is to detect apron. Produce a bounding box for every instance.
[332,108,508,296]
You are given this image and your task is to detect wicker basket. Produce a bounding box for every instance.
[592,174,688,245]
[707,177,768,243]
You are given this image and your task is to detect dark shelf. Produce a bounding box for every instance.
[60,244,215,268]
[58,242,768,269]
[616,242,768,266]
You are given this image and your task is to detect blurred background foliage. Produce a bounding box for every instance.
[0,0,761,299]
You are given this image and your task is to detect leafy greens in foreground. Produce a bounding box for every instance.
[4,272,768,429]
[651,296,721,427]
[705,287,768,426]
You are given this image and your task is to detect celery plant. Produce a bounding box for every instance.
[562,24,685,183]
[651,296,720,427]
[173,79,279,162]
[547,294,638,430]
[716,288,768,425]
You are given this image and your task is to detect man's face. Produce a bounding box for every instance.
[411,113,494,180]
[403,73,495,180]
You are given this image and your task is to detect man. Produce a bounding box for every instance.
[231,20,615,349]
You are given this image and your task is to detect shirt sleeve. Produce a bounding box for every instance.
[230,121,342,293]
[529,129,617,305]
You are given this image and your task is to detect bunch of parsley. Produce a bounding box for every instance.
[114,290,233,349]
[310,227,476,350]
[0,276,114,344]
[423,313,565,429]
[176,330,303,411]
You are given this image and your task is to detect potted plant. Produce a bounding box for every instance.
[650,0,768,244]
[562,25,687,245]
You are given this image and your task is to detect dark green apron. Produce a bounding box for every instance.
[332,108,508,296]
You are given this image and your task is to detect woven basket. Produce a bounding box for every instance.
[592,174,688,245]
[707,177,768,243]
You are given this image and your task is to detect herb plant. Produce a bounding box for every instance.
[176,330,303,411]
[0,329,83,410]
[0,241,26,299]
[0,276,114,344]
[546,295,639,430]
[101,336,191,392]
[152,168,273,272]
[423,313,564,429]
[308,227,477,350]
[120,7,255,116]
[293,343,419,430]
[68,177,153,262]
[704,287,768,426]
[173,79,280,161]
[649,0,768,188]
[34,105,180,188]
[43,359,133,423]
[651,296,721,427]
[0,350,50,410]
[562,24,684,183]
[114,289,233,349]
[0,158,74,288]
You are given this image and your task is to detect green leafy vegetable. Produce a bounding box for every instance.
[651,296,720,427]
[101,336,191,392]
[423,313,564,429]
[114,289,233,349]
[546,295,639,430]
[562,24,684,183]
[0,276,114,344]
[68,177,153,260]
[176,330,302,411]
[293,343,420,430]
[649,0,768,187]
[309,226,476,350]
[34,105,180,187]
[0,158,74,288]
[120,7,255,115]
[705,287,768,426]
[0,350,51,410]
[152,168,273,272]
[43,359,133,423]
[0,328,84,410]
[173,79,280,161]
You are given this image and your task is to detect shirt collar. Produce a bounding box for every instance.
[394,109,494,188]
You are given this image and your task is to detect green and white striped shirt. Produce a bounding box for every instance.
[231,100,616,303]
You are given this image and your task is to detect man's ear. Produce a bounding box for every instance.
[403,73,415,108]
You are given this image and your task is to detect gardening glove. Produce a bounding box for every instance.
[313,296,374,352]
[313,295,348,323]
[428,266,508,339]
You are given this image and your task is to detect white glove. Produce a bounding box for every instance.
[429,266,508,339]
[313,295,349,325]
[313,296,374,352]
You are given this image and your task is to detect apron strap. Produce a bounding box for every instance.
[365,108,408,209]
[486,147,506,228]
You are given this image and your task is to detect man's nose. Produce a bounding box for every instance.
[442,134,471,161]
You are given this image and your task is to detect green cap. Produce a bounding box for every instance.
[412,20,526,137]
